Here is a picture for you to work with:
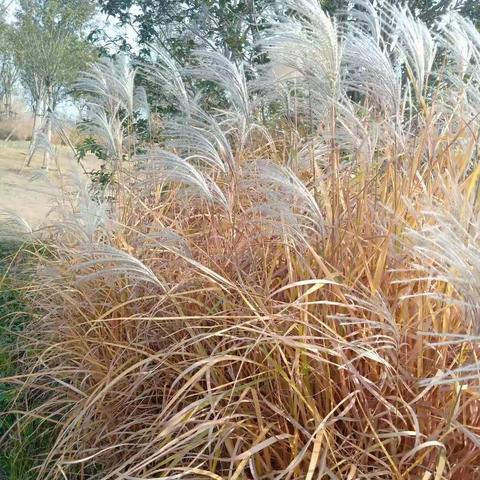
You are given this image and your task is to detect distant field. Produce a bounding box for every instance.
[0,140,101,229]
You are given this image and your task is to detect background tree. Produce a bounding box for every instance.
[407,0,480,27]
[0,53,17,119]
[0,1,17,119]
[97,0,277,118]
[10,0,97,167]
[321,0,480,24]
[98,0,273,63]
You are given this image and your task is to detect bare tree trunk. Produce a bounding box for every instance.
[5,91,12,119]
[42,87,54,170]
[25,99,41,167]
[0,58,17,120]
[42,110,52,170]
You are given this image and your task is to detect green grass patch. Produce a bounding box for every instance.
[0,241,52,480]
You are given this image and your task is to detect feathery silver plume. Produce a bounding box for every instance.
[139,149,228,207]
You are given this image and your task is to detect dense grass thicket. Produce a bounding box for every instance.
[3,0,480,478]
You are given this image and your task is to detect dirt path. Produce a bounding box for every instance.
[0,140,101,230]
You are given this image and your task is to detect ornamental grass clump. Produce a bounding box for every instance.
[3,0,480,478]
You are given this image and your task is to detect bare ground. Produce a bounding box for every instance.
[0,140,101,230]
